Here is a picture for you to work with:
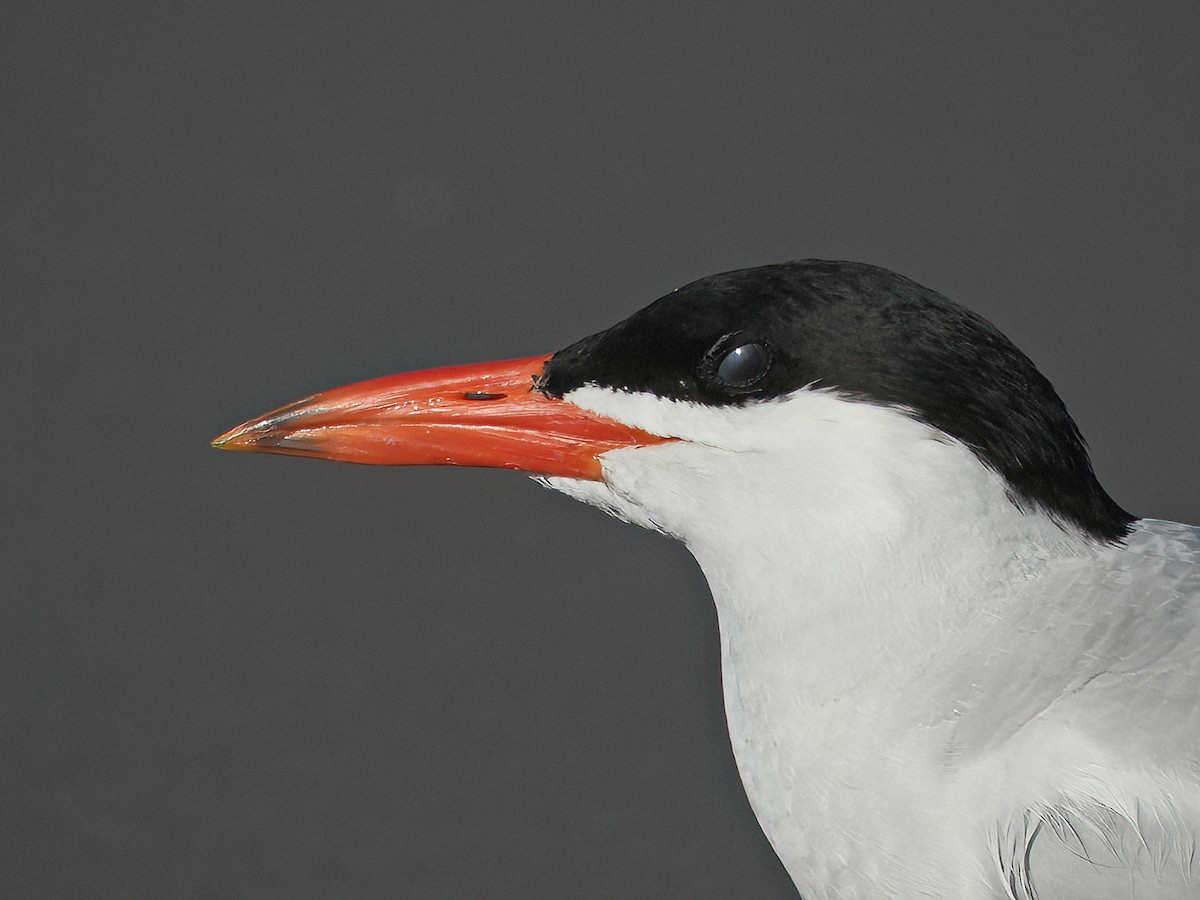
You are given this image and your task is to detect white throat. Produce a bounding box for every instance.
[542,387,1100,898]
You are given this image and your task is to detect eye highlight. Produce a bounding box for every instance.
[705,336,771,390]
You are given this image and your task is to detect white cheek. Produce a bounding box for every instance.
[550,385,1007,555]
[599,442,714,534]
[562,384,810,451]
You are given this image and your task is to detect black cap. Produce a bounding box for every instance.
[539,260,1134,542]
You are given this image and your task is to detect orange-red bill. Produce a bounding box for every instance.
[211,354,670,481]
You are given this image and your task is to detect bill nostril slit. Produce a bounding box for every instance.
[463,391,506,401]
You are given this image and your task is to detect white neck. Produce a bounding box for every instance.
[545,388,1097,897]
[679,414,1090,897]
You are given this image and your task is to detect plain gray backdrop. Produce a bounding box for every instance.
[4,3,1199,898]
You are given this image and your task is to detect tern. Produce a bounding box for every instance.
[215,260,1200,899]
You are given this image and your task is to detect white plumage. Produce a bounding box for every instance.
[546,387,1200,899]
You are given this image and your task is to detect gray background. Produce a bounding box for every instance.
[4,3,1199,898]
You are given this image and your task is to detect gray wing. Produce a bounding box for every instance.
[929,520,1200,897]
[1048,519,1200,773]
[1028,829,1197,899]
[1016,520,1200,899]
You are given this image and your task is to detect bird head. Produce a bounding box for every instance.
[214,260,1133,549]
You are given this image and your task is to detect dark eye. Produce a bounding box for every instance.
[714,341,770,387]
